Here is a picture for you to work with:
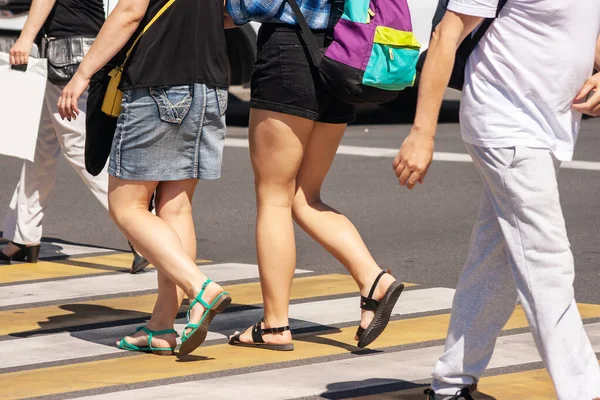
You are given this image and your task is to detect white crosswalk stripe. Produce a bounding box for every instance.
[0,263,310,308]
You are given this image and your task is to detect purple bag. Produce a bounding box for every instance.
[288,0,421,105]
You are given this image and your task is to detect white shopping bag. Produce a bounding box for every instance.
[0,52,47,161]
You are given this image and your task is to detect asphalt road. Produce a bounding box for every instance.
[1,98,599,306]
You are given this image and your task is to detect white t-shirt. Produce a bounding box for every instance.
[447,0,600,161]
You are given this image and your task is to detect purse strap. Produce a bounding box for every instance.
[457,0,507,60]
[286,0,324,67]
[121,0,177,67]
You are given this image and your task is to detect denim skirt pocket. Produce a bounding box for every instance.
[149,85,194,124]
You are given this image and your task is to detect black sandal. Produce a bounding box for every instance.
[229,319,294,351]
[356,270,404,348]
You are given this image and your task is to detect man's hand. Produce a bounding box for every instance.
[393,131,435,190]
[573,72,600,116]
[9,38,33,65]
[57,72,90,121]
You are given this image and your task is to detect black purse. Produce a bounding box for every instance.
[45,36,95,85]
[85,66,119,176]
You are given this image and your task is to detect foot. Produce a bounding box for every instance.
[128,243,150,274]
[229,319,293,346]
[183,281,227,337]
[1,241,34,257]
[115,325,177,350]
[354,271,397,341]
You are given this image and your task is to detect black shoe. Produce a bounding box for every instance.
[424,385,476,400]
[0,242,41,264]
[128,242,150,274]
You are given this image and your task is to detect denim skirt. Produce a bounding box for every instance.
[108,83,228,181]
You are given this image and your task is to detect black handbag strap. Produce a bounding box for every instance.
[457,0,507,59]
[286,0,324,66]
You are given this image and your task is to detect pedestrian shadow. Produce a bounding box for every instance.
[295,332,378,355]
[319,380,498,399]
[9,303,150,339]
[0,234,126,260]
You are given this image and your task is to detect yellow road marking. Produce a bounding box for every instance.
[0,261,106,284]
[0,274,388,336]
[0,253,212,285]
[478,361,600,399]
[2,303,598,399]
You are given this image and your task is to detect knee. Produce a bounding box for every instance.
[108,199,141,228]
[255,180,296,209]
[108,201,127,227]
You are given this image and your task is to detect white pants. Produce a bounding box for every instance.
[2,82,109,244]
[431,144,600,400]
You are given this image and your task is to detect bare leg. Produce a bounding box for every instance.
[117,180,199,349]
[231,110,313,345]
[292,122,396,339]
[109,177,224,348]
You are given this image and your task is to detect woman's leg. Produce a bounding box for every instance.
[291,122,396,339]
[117,179,199,348]
[232,109,314,345]
[109,177,225,345]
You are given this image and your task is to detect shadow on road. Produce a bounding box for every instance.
[320,379,497,399]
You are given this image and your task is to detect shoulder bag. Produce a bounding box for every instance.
[84,0,177,176]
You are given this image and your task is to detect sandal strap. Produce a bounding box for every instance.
[368,271,386,299]
[261,325,291,334]
[141,326,176,350]
[359,271,387,311]
[250,320,290,344]
[251,322,266,344]
[360,296,380,311]
[187,279,214,320]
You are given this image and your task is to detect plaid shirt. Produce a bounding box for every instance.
[226,0,331,30]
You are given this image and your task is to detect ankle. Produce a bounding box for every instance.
[146,319,175,332]
[358,269,386,293]
[263,315,289,328]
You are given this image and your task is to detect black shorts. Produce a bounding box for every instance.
[250,24,356,125]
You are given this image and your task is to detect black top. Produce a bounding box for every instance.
[43,0,105,38]
[121,0,229,90]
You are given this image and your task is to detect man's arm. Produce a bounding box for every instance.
[392,11,485,190]
[9,0,56,65]
[57,0,150,121]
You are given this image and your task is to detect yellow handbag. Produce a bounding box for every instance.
[101,0,177,117]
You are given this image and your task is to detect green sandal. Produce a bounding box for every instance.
[179,279,232,355]
[117,326,176,355]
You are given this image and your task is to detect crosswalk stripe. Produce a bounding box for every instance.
[0,274,362,337]
[75,323,600,400]
[0,261,108,284]
[0,252,211,286]
[0,287,452,371]
[3,305,598,399]
[476,362,600,400]
[0,263,308,308]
